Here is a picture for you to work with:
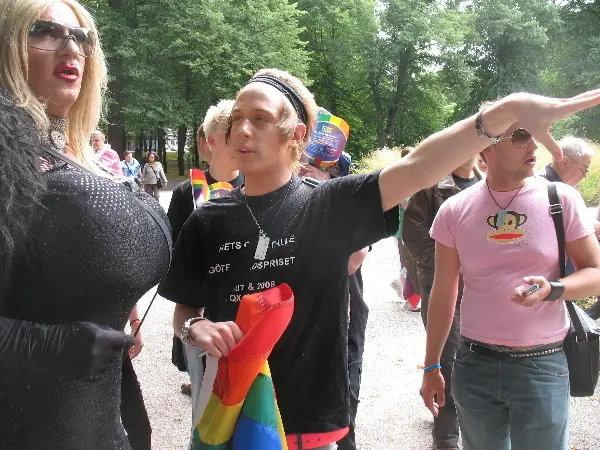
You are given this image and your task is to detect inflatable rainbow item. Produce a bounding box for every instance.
[305,113,350,169]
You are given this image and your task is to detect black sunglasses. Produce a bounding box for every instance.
[500,128,533,148]
[28,20,96,58]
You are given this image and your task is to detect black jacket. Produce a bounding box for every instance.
[402,171,481,292]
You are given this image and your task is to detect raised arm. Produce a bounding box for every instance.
[379,90,600,211]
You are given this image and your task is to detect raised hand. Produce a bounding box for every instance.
[502,89,600,159]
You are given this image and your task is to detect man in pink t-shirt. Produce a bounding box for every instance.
[91,130,122,177]
[420,101,600,450]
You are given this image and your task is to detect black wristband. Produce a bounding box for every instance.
[543,281,565,301]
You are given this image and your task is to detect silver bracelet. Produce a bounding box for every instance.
[180,317,206,345]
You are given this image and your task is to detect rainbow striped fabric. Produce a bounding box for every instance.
[191,169,234,208]
[191,284,294,450]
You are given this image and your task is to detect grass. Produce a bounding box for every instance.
[161,151,202,184]
[356,142,600,206]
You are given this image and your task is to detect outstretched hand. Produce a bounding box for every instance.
[504,89,600,160]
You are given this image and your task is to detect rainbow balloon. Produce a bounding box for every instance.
[190,169,234,208]
[305,113,350,169]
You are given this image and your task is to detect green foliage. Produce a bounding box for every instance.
[78,0,600,161]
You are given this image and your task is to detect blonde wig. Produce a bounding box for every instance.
[0,0,108,175]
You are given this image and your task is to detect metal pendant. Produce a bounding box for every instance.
[497,209,507,227]
[254,232,270,261]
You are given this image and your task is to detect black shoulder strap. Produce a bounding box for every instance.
[547,182,566,278]
[546,182,586,334]
[43,147,172,334]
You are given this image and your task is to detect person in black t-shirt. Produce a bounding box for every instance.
[166,100,243,434]
[159,68,600,448]
[299,147,369,450]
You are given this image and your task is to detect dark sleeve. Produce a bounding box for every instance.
[166,184,192,243]
[322,171,399,253]
[0,317,131,378]
[402,188,435,286]
[158,211,206,309]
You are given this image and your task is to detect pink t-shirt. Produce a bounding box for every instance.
[96,146,122,177]
[431,176,593,346]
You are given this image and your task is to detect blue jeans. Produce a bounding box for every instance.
[452,342,570,450]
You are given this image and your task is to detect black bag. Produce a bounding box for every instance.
[150,165,163,189]
[547,182,600,397]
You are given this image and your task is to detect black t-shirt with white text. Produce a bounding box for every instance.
[159,172,398,434]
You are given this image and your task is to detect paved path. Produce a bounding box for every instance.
[132,188,599,449]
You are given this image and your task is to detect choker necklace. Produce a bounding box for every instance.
[244,180,294,261]
[486,181,525,227]
[41,115,67,153]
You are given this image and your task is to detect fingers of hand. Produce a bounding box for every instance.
[226,321,245,343]
[512,277,549,307]
[562,89,600,115]
[534,129,562,160]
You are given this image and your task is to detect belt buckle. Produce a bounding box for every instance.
[469,342,475,353]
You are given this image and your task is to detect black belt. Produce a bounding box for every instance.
[462,341,563,359]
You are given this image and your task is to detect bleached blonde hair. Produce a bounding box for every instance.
[203,99,234,138]
[250,68,317,173]
[0,0,108,175]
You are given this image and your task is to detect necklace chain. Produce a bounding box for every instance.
[486,181,525,211]
[245,180,294,236]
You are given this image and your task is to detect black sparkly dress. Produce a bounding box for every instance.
[0,97,170,449]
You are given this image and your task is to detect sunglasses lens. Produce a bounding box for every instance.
[29,20,95,57]
[511,129,531,147]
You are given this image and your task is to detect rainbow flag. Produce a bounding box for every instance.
[191,169,234,208]
[192,284,294,450]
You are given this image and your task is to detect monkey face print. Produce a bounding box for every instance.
[487,210,527,243]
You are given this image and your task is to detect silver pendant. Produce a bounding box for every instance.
[497,209,506,227]
[254,233,270,261]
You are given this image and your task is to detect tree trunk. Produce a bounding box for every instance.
[135,130,143,162]
[177,125,187,176]
[106,0,126,157]
[192,123,199,168]
[383,47,413,146]
[158,128,166,172]
[367,65,387,148]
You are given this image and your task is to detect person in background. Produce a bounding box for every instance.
[391,147,419,311]
[539,136,595,186]
[403,157,481,450]
[297,106,369,450]
[142,151,167,200]
[166,99,243,446]
[475,154,488,174]
[91,129,121,176]
[121,149,142,185]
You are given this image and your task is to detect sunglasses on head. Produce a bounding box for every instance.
[499,128,533,148]
[28,20,96,58]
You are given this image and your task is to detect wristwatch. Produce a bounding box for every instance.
[181,317,206,345]
[475,111,503,144]
[543,281,565,302]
